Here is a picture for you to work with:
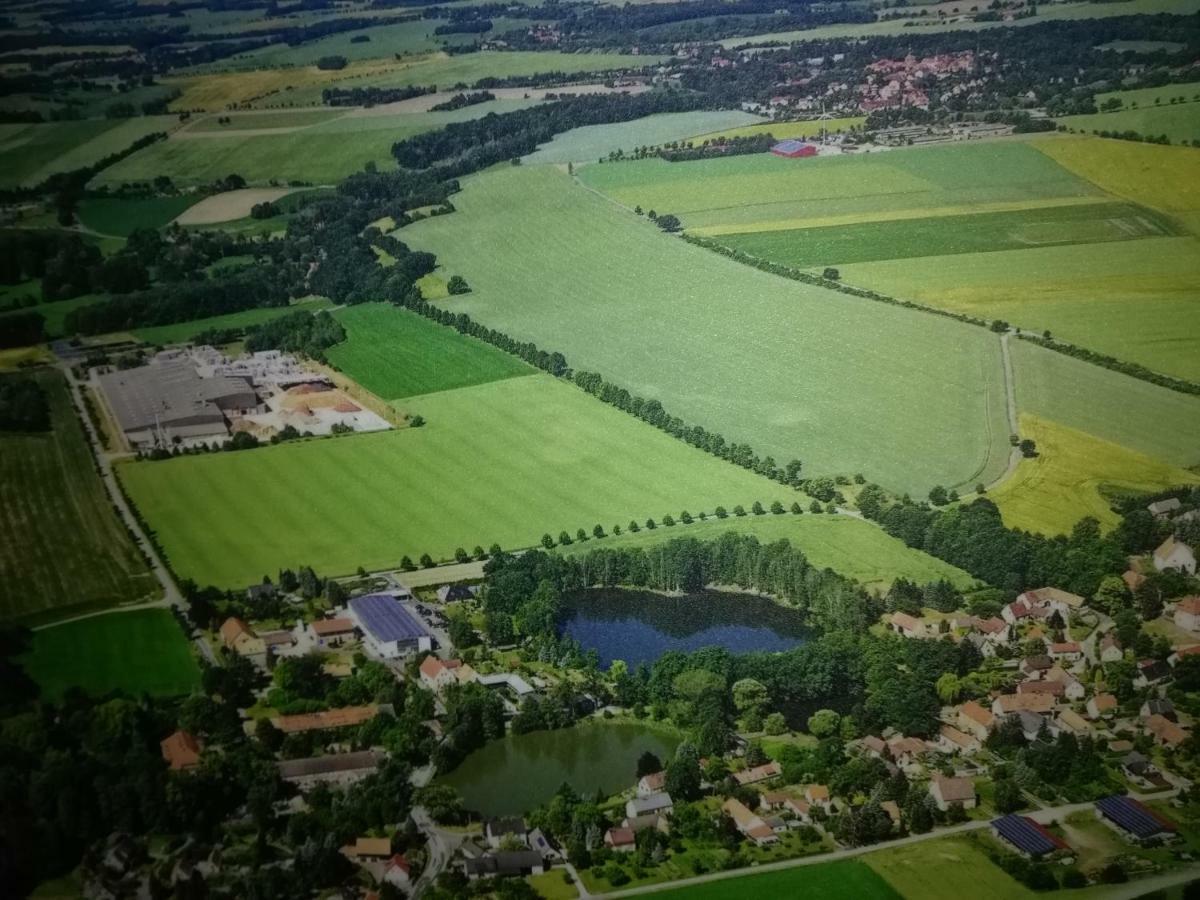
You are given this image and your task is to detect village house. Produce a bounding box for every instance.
[160,730,202,771]
[929,774,977,812]
[1144,713,1188,749]
[342,837,392,863]
[722,798,778,846]
[1155,537,1197,574]
[1142,698,1177,721]
[382,855,411,891]
[1148,498,1182,520]
[1018,587,1085,613]
[1017,680,1066,700]
[419,656,478,693]
[1170,645,1200,666]
[1099,633,1124,663]
[270,705,382,734]
[956,701,995,742]
[889,612,928,638]
[464,851,546,880]
[938,724,980,755]
[1087,693,1119,720]
[993,692,1056,716]
[485,817,528,849]
[626,792,673,820]
[637,771,666,796]
[859,735,888,758]
[604,827,635,852]
[1014,710,1052,742]
[1044,666,1086,701]
[1048,642,1083,664]
[805,785,833,810]
[1174,597,1200,633]
[1135,659,1172,689]
[219,617,265,657]
[1054,709,1093,738]
[761,792,811,822]
[623,813,670,835]
[310,617,357,648]
[276,750,383,789]
[887,736,929,770]
[733,761,782,786]
[1019,655,1054,679]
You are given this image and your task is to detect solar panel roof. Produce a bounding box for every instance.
[773,139,807,153]
[1096,795,1176,839]
[991,814,1066,856]
[350,594,429,643]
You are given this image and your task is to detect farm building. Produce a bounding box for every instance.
[277,750,383,788]
[1154,537,1196,574]
[310,617,357,647]
[348,594,432,659]
[991,814,1069,859]
[1095,795,1177,844]
[929,774,976,812]
[771,139,818,158]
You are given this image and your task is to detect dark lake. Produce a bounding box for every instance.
[559,589,809,668]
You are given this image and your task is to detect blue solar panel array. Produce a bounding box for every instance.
[1096,795,1175,839]
[350,594,429,643]
[991,814,1062,857]
[773,139,807,154]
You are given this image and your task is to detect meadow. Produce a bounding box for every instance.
[186,109,343,132]
[403,165,1011,495]
[77,194,202,236]
[716,200,1175,268]
[991,414,1200,536]
[577,141,1101,233]
[0,116,175,188]
[838,236,1200,382]
[694,116,866,142]
[0,370,158,623]
[0,292,109,340]
[522,110,761,164]
[1061,101,1200,146]
[23,609,201,700]
[132,298,334,345]
[555,511,976,590]
[327,303,533,401]
[119,375,805,588]
[1010,338,1200,470]
[864,835,1035,900]
[628,860,900,900]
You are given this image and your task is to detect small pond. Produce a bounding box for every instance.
[559,588,809,668]
[440,720,680,817]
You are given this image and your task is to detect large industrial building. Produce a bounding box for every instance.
[97,361,259,449]
[348,594,433,659]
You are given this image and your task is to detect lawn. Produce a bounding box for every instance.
[716,200,1176,268]
[556,512,976,591]
[527,870,577,900]
[403,164,1011,495]
[327,303,533,400]
[991,414,1200,536]
[1010,338,1200,472]
[77,194,203,237]
[837,236,1200,382]
[132,298,335,345]
[119,375,806,588]
[22,608,200,700]
[1061,102,1200,147]
[0,370,158,623]
[627,859,900,900]
[0,116,175,188]
[864,834,1035,900]
[523,110,761,164]
[578,140,1101,233]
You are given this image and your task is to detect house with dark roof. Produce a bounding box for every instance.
[1134,659,1172,689]
[626,793,673,819]
[464,851,546,879]
[276,750,383,788]
[485,817,528,849]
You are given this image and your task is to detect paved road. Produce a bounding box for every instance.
[410,804,463,899]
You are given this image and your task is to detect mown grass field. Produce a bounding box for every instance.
[838,236,1200,382]
[327,303,533,400]
[717,200,1176,268]
[119,375,806,588]
[523,110,761,164]
[77,194,202,237]
[1010,338,1200,470]
[0,370,158,622]
[555,511,976,590]
[23,609,200,700]
[634,860,900,900]
[132,298,334,345]
[1061,101,1200,146]
[578,141,1101,233]
[991,414,1200,536]
[694,116,866,142]
[0,116,175,188]
[865,836,1035,900]
[404,165,1010,495]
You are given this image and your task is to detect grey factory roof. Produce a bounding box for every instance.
[98,362,256,433]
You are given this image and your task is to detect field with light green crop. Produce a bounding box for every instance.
[119,375,807,588]
[578,141,1101,233]
[23,609,200,700]
[0,370,157,623]
[1061,99,1200,145]
[327,303,533,400]
[556,511,976,590]
[523,110,761,164]
[0,116,176,188]
[403,164,1010,495]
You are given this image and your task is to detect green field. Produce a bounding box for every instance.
[1061,100,1200,146]
[327,303,533,400]
[556,511,976,590]
[0,117,176,188]
[22,609,201,700]
[991,414,1200,536]
[578,141,1101,233]
[132,298,335,345]
[865,836,1035,900]
[1010,338,1200,470]
[78,194,203,237]
[717,200,1177,268]
[0,292,110,340]
[523,110,761,164]
[633,860,900,900]
[838,236,1200,382]
[403,165,1010,494]
[119,375,807,588]
[694,116,866,142]
[187,109,344,132]
[0,370,158,623]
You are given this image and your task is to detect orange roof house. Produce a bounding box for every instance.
[160,730,202,771]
